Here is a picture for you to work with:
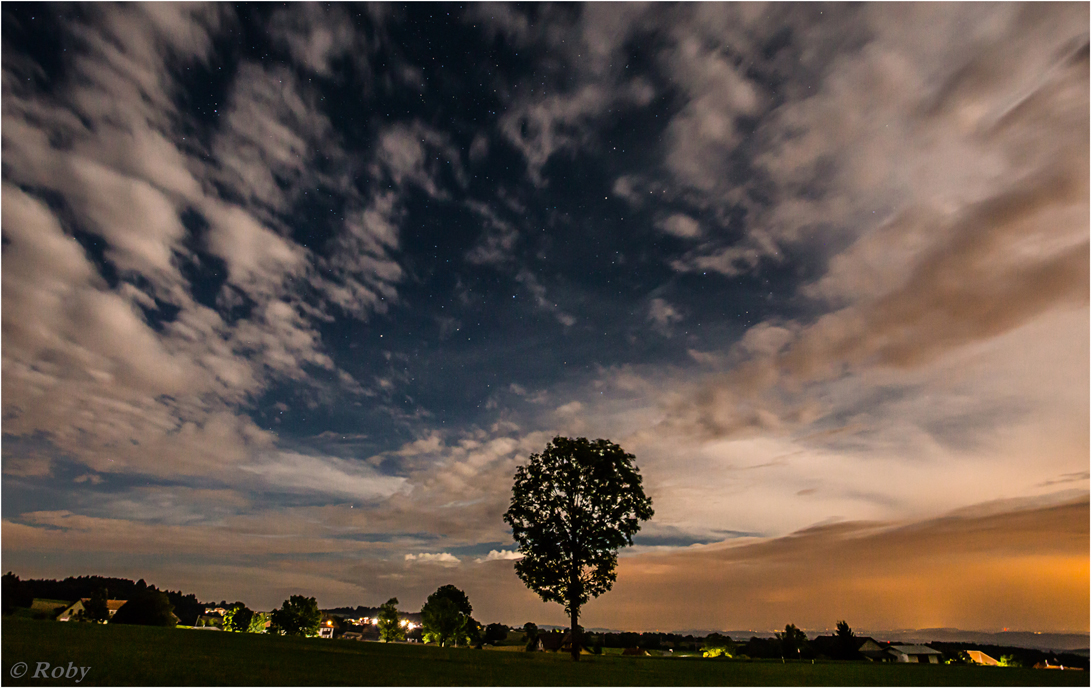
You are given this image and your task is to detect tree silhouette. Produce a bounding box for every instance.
[834,620,858,659]
[775,624,808,658]
[377,597,405,642]
[270,595,321,637]
[421,585,473,647]
[484,622,508,645]
[504,436,653,661]
[223,604,255,633]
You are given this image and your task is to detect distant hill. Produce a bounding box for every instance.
[857,628,1088,653]
[668,627,1087,652]
[672,629,778,639]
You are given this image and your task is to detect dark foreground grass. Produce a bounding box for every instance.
[3,618,1085,686]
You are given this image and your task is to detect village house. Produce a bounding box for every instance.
[966,650,1000,665]
[886,644,944,664]
[855,638,942,663]
[318,615,337,639]
[57,598,128,622]
[856,638,891,662]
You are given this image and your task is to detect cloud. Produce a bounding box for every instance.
[661,30,761,192]
[655,4,1088,289]
[515,270,577,327]
[0,5,416,480]
[239,452,408,502]
[373,122,465,199]
[646,5,1088,468]
[554,401,584,417]
[658,214,702,239]
[404,552,461,566]
[647,298,683,336]
[2,509,376,557]
[464,200,520,266]
[483,5,658,184]
[479,549,523,562]
[782,176,1087,379]
[268,4,357,76]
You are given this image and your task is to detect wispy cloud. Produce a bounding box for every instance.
[239,452,408,501]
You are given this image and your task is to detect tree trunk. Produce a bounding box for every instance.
[570,603,580,662]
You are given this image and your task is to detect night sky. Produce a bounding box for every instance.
[2,3,1088,633]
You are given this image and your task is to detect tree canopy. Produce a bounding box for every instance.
[223,604,255,633]
[484,622,508,645]
[504,436,653,661]
[775,624,808,657]
[377,597,405,642]
[270,595,321,637]
[420,585,473,648]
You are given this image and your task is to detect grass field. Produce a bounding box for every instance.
[3,617,1085,686]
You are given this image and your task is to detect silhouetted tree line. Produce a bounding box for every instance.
[2,572,207,625]
[323,604,422,623]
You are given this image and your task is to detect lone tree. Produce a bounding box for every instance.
[420,584,473,647]
[270,595,321,637]
[504,436,653,661]
[377,597,405,642]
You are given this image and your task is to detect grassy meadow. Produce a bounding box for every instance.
[3,617,1086,686]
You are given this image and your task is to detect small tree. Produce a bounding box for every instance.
[484,622,508,645]
[377,597,405,642]
[270,595,321,637]
[421,585,472,647]
[775,624,808,658]
[223,605,255,633]
[833,620,858,660]
[84,587,110,623]
[504,437,653,661]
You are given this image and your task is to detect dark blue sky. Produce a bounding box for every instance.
[2,3,1087,632]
